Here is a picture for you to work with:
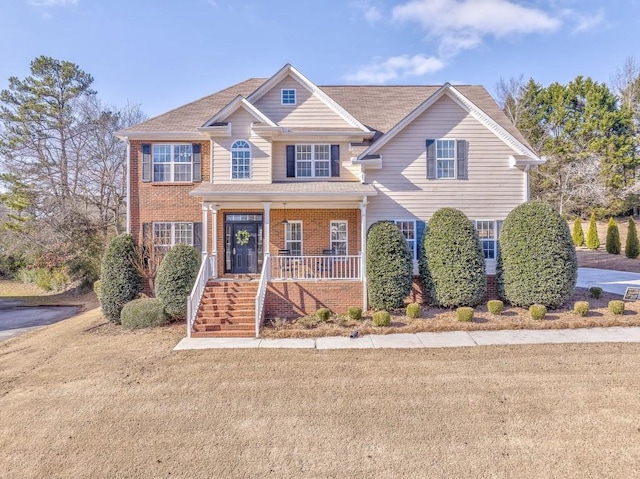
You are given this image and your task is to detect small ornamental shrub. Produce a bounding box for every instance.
[120,298,168,329]
[589,287,603,299]
[347,307,362,321]
[572,218,585,247]
[34,267,52,291]
[100,234,143,324]
[529,304,547,320]
[373,310,391,326]
[420,208,486,308]
[608,300,625,315]
[586,213,600,250]
[366,221,413,310]
[299,315,321,329]
[316,307,331,321]
[497,201,577,308]
[406,303,421,318]
[487,299,504,315]
[626,218,640,259]
[456,306,474,322]
[155,244,201,320]
[605,218,621,255]
[573,301,590,317]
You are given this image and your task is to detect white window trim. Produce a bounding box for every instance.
[152,143,193,183]
[295,144,331,178]
[153,222,194,250]
[475,219,497,260]
[230,139,252,180]
[436,138,457,180]
[330,220,348,255]
[394,219,417,261]
[284,221,303,256]
[281,88,296,105]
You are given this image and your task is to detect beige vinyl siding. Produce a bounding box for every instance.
[272,141,360,181]
[212,109,271,184]
[254,77,354,128]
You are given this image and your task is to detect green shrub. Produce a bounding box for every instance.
[608,300,625,315]
[347,307,362,321]
[15,267,37,284]
[589,287,603,299]
[34,268,52,291]
[93,280,102,301]
[529,304,547,320]
[155,244,201,320]
[120,298,169,329]
[605,218,621,255]
[586,212,600,250]
[406,303,421,318]
[373,310,391,326]
[299,315,321,329]
[50,268,69,291]
[420,208,486,308]
[316,307,331,321]
[626,218,639,259]
[100,234,143,324]
[572,218,585,247]
[456,306,474,322]
[497,201,577,308]
[487,299,504,315]
[366,221,413,310]
[573,301,589,317]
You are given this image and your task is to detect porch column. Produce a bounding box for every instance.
[263,202,271,255]
[201,204,209,257]
[211,206,218,278]
[360,198,368,311]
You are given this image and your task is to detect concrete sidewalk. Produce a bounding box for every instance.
[174,326,640,350]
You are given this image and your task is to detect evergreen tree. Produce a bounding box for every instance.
[605,218,621,254]
[586,213,600,250]
[626,217,640,258]
[572,218,585,247]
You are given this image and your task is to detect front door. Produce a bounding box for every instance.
[231,222,258,273]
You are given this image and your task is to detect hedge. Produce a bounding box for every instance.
[155,244,201,320]
[120,298,169,329]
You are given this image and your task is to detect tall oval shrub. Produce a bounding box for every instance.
[366,221,413,310]
[626,217,639,259]
[420,208,486,307]
[100,233,143,323]
[605,218,621,255]
[572,217,584,247]
[497,201,577,308]
[155,244,201,320]
[586,212,600,250]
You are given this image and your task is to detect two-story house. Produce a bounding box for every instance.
[117,64,543,338]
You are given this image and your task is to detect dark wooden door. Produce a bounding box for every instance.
[231,223,257,273]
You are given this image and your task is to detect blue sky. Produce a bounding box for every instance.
[1,0,638,118]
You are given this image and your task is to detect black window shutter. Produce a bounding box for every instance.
[286,145,295,177]
[426,139,436,179]
[192,144,202,182]
[194,222,203,253]
[457,139,468,179]
[142,144,151,182]
[331,144,340,177]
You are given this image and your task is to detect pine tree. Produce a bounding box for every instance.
[605,218,621,254]
[572,217,585,247]
[626,217,640,258]
[586,213,600,250]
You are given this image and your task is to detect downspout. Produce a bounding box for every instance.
[524,164,531,202]
[360,196,368,311]
[125,137,131,234]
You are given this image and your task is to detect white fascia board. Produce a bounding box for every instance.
[203,96,276,127]
[198,123,232,137]
[116,131,210,141]
[351,156,382,170]
[509,154,546,168]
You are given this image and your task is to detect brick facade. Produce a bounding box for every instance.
[265,281,363,318]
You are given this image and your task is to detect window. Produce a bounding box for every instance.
[282,89,296,105]
[153,222,193,254]
[296,144,330,177]
[475,220,497,259]
[394,220,416,260]
[284,221,303,256]
[436,139,455,179]
[231,140,251,179]
[330,221,348,255]
[153,144,193,182]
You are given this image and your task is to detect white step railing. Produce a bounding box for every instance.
[186,253,216,337]
[254,252,270,338]
[270,254,361,281]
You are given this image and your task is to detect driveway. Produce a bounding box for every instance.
[0,299,80,342]
[577,267,640,296]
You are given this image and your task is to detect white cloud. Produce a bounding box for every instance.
[572,9,605,33]
[345,54,445,83]
[28,0,77,6]
[353,0,383,24]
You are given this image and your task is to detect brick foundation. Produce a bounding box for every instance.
[265,281,363,318]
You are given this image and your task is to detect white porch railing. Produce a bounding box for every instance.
[270,254,361,281]
[254,252,270,338]
[186,253,217,337]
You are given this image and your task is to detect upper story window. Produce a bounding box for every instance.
[426,139,467,180]
[475,220,502,260]
[153,144,193,182]
[330,221,348,255]
[394,220,417,260]
[436,139,455,179]
[231,140,251,179]
[281,89,296,105]
[153,222,193,255]
[296,144,330,177]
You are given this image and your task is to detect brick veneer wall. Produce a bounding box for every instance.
[265,281,363,318]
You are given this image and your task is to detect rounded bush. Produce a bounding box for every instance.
[529,304,547,320]
[586,212,600,250]
[420,208,486,308]
[316,307,331,321]
[608,300,625,315]
[347,307,362,321]
[605,218,621,255]
[406,303,421,318]
[573,301,589,317]
[155,244,201,320]
[572,218,584,247]
[366,221,413,310]
[589,287,603,299]
[487,299,504,315]
[120,298,168,329]
[100,234,143,324]
[626,218,639,259]
[497,201,577,308]
[373,310,391,326]
[456,306,474,322]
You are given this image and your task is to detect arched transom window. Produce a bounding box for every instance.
[231,140,251,179]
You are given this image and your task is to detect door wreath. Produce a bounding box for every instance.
[235,229,251,246]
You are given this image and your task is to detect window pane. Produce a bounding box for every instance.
[174,164,191,182]
[330,221,347,255]
[174,223,193,245]
[154,164,171,182]
[395,220,416,259]
[476,221,496,259]
[436,140,455,159]
[282,89,296,104]
[173,144,193,162]
[153,223,172,254]
[285,222,302,255]
[153,145,171,162]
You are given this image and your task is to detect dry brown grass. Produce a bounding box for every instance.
[2,309,640,478]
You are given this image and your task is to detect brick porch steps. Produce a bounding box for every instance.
[191,280,258,338]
